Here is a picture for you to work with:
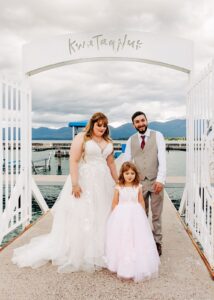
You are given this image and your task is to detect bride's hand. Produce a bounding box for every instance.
[72,185,82,198]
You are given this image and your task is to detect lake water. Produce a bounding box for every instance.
[32,149,186,176]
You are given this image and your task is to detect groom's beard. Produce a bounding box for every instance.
[136,125,148,134]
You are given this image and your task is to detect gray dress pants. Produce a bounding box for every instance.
[141,178,164,244]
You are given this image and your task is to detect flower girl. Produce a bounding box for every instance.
[105,162,160,282]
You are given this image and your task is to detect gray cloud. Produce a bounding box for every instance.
[0,0,214,127]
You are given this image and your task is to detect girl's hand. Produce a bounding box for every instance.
[138,186,146,210]
[72,185,82,198]
[111,188,119,210]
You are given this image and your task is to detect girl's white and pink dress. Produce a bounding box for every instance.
[105,184,160,282]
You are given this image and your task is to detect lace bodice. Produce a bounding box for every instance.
[116,185,141,204]
[82,140,113,163]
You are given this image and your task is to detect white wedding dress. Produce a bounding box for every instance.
[12,140,114,272]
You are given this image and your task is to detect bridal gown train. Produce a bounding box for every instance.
[12,140,115,272]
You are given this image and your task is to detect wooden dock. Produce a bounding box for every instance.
[0,192,214,300]
[32,175,186,185]
[2,140,187,152]
[32,153,52,174]
[32,140,187,152]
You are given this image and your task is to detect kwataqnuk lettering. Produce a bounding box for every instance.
[68,34,143,55]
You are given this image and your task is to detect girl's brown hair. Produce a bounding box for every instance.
[84,112,111,142]
[118,161,140,186]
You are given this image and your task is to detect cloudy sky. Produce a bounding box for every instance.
[1,0,214,128]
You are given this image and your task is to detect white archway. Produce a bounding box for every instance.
[23,32,193,76]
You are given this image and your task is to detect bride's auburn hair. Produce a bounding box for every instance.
[84,112,111,142]
[118,162,140,186]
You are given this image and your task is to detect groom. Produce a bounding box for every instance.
[123,111,166,256]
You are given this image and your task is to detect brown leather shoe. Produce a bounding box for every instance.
[156,243,162,256]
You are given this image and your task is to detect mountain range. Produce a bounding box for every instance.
[32,119,186,140]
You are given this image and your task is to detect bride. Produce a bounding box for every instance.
[12,112,118,272]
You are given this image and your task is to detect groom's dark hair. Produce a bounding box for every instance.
[131,111,147,123]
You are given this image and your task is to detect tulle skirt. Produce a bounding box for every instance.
[12,162,114,272]
[104,203,160,282]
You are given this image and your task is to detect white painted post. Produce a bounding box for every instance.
[183,60,214,268]
[0,77,48,244]
[0,80,2,218]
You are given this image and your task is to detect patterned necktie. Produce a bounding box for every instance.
[141,135,145,150]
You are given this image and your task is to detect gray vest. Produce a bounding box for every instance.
[130,131,158,181]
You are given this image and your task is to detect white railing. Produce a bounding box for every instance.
[0,78,32,244]
[182,61,214,268]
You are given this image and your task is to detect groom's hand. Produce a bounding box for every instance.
[153,182,164,194]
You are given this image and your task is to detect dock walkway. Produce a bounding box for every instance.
[32,175,187,185]
[0,194,214,300]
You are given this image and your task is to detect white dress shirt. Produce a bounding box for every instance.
[122,128,166,185]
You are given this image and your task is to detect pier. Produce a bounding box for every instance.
[165,141,186,151]
[2,140,187,152]
[32,153,52,174]
[0,159,213,299]
[0,192,214,300]
[31,175,186,185]
[1,175,186,187]
[2,168,214,299]
[31,140,187,152]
